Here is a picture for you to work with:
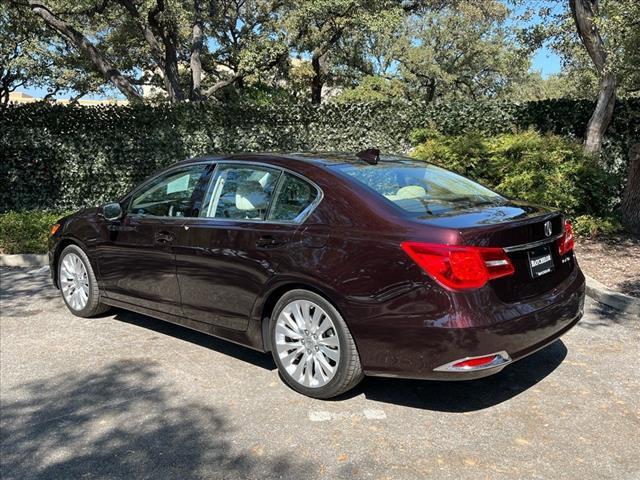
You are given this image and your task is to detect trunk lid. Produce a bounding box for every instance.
[413,200,575,302]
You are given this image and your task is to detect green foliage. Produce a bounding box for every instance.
[411,129,622,227]
[334,76,407,103]
[1,98,638,214]
[572,215,623,237]
[0,210,68,254]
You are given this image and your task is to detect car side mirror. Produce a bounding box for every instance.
[101,202,123,221]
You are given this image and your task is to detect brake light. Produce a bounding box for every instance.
[401,242,515,291]
[557,220,574,256]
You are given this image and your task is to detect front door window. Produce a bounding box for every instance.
[129,164,208,218]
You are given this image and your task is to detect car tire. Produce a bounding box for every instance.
[270,289,364,399]
[58,244,110,318]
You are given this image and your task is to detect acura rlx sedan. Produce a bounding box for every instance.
[49,150,585,398]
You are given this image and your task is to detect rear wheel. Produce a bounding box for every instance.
[270,289,363,399]
[58,245,110,317]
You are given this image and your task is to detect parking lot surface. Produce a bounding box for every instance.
[1,267,639,480]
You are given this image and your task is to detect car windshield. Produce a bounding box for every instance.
[333,160,504,216]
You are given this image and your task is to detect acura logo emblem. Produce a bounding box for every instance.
[544,221,552,237]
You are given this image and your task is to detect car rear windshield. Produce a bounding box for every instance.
[333,161,504,216]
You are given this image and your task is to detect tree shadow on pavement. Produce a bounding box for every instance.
[349,340,568,413]
[0,268,59,318]
[578,299,637,328]
[0,360,310,480]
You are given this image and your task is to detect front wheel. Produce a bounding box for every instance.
[270,289,364,399]
[58,244,110,318]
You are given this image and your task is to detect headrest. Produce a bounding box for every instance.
[236,181,268,211]
[385,185,427,202]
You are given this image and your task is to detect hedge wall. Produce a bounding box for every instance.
[1,98,638,211]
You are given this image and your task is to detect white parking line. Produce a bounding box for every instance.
[363,409,387,420]
[308,409,387,422]
[308,411,333,422]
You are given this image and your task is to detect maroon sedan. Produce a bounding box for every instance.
[49,151,585,398]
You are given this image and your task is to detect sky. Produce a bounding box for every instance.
[532,47,563,77]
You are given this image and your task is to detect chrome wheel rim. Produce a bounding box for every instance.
[275,299,341,388]
[60,252,90,311]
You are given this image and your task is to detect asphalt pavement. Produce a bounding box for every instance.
[1,267,638,480]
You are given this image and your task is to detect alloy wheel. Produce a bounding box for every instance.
[274,299,341,388]
[60,252,90,311]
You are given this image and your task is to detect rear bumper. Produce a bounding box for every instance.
[354,268,586,380]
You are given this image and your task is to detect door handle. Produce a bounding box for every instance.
[155,231,174,244]
[256,235,288,248]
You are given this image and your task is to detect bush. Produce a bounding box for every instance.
[572,215,623,237]
[0,211,68,254]
[410,129,621,230]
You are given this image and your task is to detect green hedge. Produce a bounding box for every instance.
[0,210,69,254]
[1,98,638,212]
[411,130,622,235]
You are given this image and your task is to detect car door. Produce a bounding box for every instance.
[97,163,210,315]
[174,163,321,330]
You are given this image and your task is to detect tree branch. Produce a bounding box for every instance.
[26,0,142,102]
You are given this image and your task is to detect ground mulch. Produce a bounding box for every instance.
[574,234,640,298]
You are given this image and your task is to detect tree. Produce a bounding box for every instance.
[24,0,143,102]
[8,0,289,103]
[333,1,531,103]
[281,0,405,103]
[400,1,530,101]
[0,3,68,104]
[569,0,616,154]
[564,0,640,232]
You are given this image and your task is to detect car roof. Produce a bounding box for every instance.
[175,152,418,168]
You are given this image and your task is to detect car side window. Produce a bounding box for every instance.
[201,165,281,220]
[268,173,319,222]
[129,164,208,218]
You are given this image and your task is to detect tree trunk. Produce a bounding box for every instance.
[28,0,142,102]
[162,34,183,103]
[311,55,323,104]
[569,0,616,154]
[189,0,204,101]
[584,73,616,153]
[621,143,640,235]
[146,0,183,103]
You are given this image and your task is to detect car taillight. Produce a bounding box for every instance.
[401,242,515,291]
[557,220,574,256]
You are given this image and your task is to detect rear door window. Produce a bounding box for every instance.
[200,165,281,220]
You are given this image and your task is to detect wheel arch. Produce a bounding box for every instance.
[51,237,93,288]
[256,280,344,353]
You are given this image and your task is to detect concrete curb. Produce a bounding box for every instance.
[585,274,640,317]
[0,254,48,267]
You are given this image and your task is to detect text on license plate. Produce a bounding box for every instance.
[528,244,555,278]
